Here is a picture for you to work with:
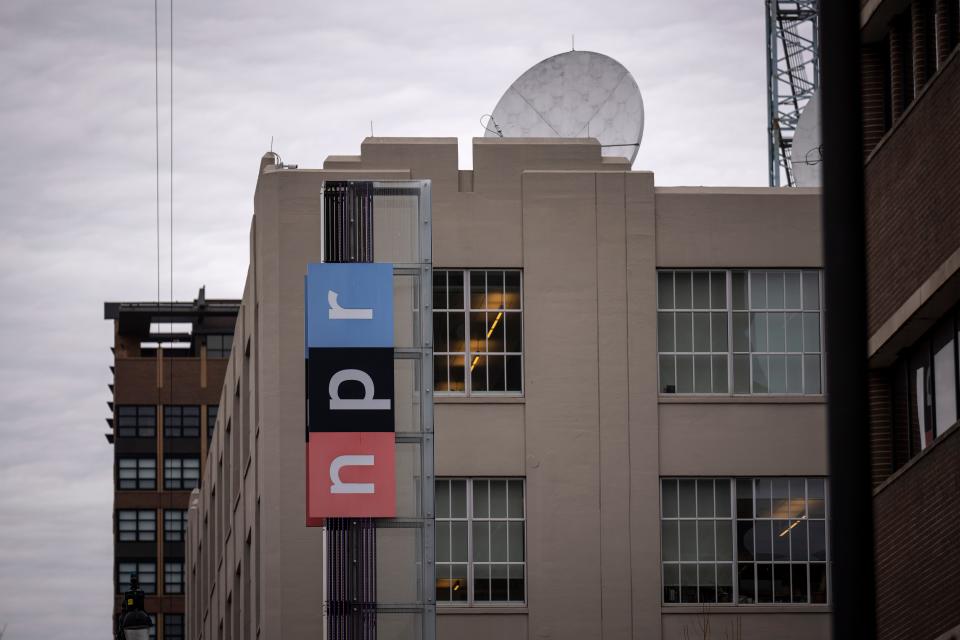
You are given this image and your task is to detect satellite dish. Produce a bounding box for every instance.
[485,50,644,164]
[791,91,821,187]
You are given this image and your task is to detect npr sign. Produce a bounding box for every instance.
[305,263,396,524]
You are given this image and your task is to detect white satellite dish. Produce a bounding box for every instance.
[791,91,821,187]
[485,50,645,164]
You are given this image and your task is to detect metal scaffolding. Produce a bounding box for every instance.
[766,0,820,186]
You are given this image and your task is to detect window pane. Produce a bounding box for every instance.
[433,271,447,309]
[737,479,753,518]
[809,520,827,561]
[756,563,773,603]
[434,355,449,392]
[470,313,486,353]
[487,355,505,392]
[933,328,957,436]
[448,271,464,309]
[697,480,714,517]
[472,522,488,562]
[790,519,808,561]
[508,564,524,602]
[733,355,750,393]
[659,355,676,394]
[717,563,734,603]
[767,272,785,309]
[693,272,710,309]
[658,312,675,352]
[489,480,507,518]
[768,313,785,352]
[676,356,693,393]
[678,480,696,517]
[658,272,674,309]
[504,271,521,310]
[711,312,728,351]
[712,355,728,393]
[662,479,678,518]
[786,355,803,394]
[784,272,801,308]
[772,520,790,560]
[504,313,522,352]
[490,522,508,562]
[679,521,697,561]
[664,564,680,603]
[717,520,733,562]
[697,521,716,561]
[803,313,821,351]
[802,272,820,310]
[470,271,486,308]
[680,564,698,603]
[732,312,750,352]
[473,563,489,601]
[715,480,731,518]
[808,479,825,518]
[450,480,467,518]
[732,272,748,310]
[791,564,809,603]
[750,272,767,308]
[698,563,716,603]
[774,563,791,603]
[675,272,692,308]
[451,522,467,562]
[449,355,465,392]
[661,521,679,561]
[694,355,711,393]
[451,564,468,602]
[751,313,768,351]
[738,563,755,603]
[737,520,754,561]
[435,480,450,518]
[508,522,524,562]
[693,313,710,351]
[786,313,803,352]
[804,355,822,394]
[433,314,448,352]
[754,521,771,561]
[491,564,509,601]
[711,271,727,308]
[506,355,522,392]
[473,480,488,518]
[752,355,768,393]
[508,480,524,518]
[470,355,487,392]
[768,355,786,393]
[487,271,504,310]
[675,312,693,352]
[449,311,466,353]
[810,563,828,603]
[487,312,505,352]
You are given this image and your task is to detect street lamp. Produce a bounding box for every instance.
[120,609,153,640]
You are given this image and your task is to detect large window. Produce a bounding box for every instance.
[117,406,156,438]
[118,560,156,594]
[164,405,200,438]
[118,509,156,542]
[164,614,184,640]
[164,509,187,542]
[658,270,822,395]
[904,312,960,452]
[661,478,828,605]
[118,457,156,490]
[433,270,523,395]
[206,334,233,359]
[435,478,525,604]
[164,560,184,594]
[164,457,200,490]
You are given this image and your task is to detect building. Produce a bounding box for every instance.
[105,291,240,639]
[185,137,828,640]
[859,1,960,639]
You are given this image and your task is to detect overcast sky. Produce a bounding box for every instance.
[0,0,768,636]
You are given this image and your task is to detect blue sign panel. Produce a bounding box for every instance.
[305,263,394,348]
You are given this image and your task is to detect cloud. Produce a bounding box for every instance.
[0,0,768,636]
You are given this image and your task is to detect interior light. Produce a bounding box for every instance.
[486,311,504,339]
[453,582,461,591]
[778,515,808,537]
[470,356,481,372]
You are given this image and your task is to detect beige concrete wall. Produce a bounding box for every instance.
[186,139,830,640]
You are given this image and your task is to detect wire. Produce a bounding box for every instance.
[154,0,160,313]
[480,114,503,137]
[169,0,174,395]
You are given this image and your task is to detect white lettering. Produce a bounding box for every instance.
[329,455,375,494]
[329,369,391,410]
[328,290,373,320]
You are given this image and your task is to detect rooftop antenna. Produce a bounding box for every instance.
[571,34,575,51]
[370,120,374,137]
[270,136,274,153]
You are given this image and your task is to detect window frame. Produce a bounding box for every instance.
[435,477,527,606]
[163,457,200,490]
[205,334,233,359]
[657,269,825,396]
[164,509,187,542]
[118,559,157,594]
[163,405,201,438]
[163,613,184,640]
[118,509,157,542]
[660,477,830,606]
[118,457,157,490]
[433,269,524,397]
[164,559,184,595]
[116,405,157,438]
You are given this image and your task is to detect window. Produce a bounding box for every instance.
[207,405,219,445]
[118,560,156,594]
[434,270,523,395]
[165,560,184,594]
[164,405,200,438]
[164,457,200,490]
[149,614,157,640]
[117,405,156,438]
[118,509,156,542]
[436,478,525,604]
[206,334,233,359]
[661,478,828,605]
[658,270,822,395]
[164,614,184,640]
[164,509,187,542]
[903,312,960,452]
[118,457,156,490]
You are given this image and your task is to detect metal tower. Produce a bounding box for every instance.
[766,0,820,186]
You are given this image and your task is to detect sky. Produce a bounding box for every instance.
[0,0,768,636]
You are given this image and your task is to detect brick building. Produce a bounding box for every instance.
[859,1,960,639]
[105,290,239,638]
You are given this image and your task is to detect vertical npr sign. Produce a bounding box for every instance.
[305,263,396,524]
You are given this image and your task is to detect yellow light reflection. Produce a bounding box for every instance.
[778,515,807,537]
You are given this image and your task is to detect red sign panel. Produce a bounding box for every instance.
[306,432,396,524]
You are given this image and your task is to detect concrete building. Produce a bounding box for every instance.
[185,137,828,639]
[860,1,960,639]
[105,292,239,639]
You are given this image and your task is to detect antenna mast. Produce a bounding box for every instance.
[766,0,819,186]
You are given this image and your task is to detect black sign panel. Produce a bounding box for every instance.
[307,347,395,433]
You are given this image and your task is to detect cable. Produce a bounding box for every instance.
[155,0,160,313]
[169,0,174,395]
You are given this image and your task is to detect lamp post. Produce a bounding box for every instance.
[120,610,153,640]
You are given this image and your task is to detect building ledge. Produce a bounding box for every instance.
[438,606,527,614]
[435,396,524,405]
[663,604,831,615]
[659,395,825,404]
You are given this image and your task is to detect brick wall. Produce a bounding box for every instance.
[869,368,894,486]
[874,425,960,640]
[865,53,960,336]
